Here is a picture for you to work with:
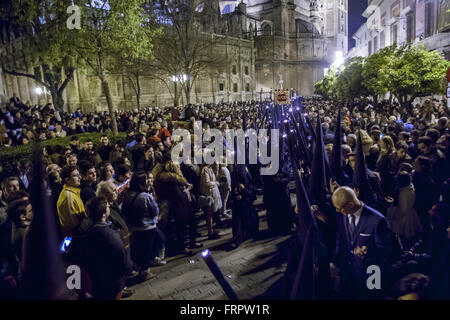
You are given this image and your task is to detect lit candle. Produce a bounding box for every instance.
[201,249,238,300]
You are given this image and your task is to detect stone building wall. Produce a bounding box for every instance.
[1,0,348,110]
[0,35,255,113]
[347,0,450,60]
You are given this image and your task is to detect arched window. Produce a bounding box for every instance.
[222,4,235,15]
[263,23,272,35]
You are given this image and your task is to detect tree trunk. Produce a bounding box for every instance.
[50,89,65,112]
[373,95,378,105]
[3,67,68,112]
[174,81,178,107]
[184,79,191,105]
[135,73,141,111]
[41,64,74,112]
[400,95,408,109]
[98,53,118,136]
[406,94,417,112]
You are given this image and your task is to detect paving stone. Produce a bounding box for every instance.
[125,194,293,300]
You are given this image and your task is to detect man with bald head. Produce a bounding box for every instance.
[96,181,131,251]
[332,187,390,299]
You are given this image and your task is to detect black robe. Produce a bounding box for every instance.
[262,173,294,235]
[231,165,259,246]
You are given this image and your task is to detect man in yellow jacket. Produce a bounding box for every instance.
[57,165,87,238]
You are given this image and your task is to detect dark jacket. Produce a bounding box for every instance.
[376,152,397,197]
[425,148,448,189]
[80,181,97,205]
[231,165,259,245]
[78,149,101,167]
[335,204,390,280]
[69,219,132,299]
[413,171,439,224]
[108,202,131,250]
[97,145,114,162]
[428,239,450,299]
[130,143,146,172]
[87,123,98,133]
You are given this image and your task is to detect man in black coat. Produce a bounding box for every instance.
[70,196,133,299]
[79,140,102,167]
[97,135,114,162]
[332,187,391,299]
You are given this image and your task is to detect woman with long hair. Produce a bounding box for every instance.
[152,151,201,254]
[387,172,423,247]
[199,162,222,239]
[376,135,397,197]
[122,171,162,280]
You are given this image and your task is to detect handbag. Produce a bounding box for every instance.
[198,195,214,208]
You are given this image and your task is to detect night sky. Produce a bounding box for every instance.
[348,0,367,50]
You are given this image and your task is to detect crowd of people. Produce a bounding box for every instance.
[0,92,449,300]
[286,97,450,300]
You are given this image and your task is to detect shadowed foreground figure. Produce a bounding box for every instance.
[262,171,294,236]
[71,196,133,300]
[231,164,259,248]
[21,143,69,299]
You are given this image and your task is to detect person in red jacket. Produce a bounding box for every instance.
[157,121,171,142]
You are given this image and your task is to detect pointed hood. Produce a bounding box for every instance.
[308,114,330,205]
[21,142,69,299]
[287,134,317,300]
[305,114,316,145]
[331,107,347,184]
[353,131,375,204]
[288,112,311,167]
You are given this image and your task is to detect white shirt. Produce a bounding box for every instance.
[20,173,29,189]
[349,202,364,227]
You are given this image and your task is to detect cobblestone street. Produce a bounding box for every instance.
[126,196,294,300]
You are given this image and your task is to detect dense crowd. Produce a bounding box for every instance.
[295,97,450,300]
[0,93,449,300]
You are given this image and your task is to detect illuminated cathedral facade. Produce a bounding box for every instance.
[0,0,348,111]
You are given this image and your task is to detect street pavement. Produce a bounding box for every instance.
[125,195,295,300]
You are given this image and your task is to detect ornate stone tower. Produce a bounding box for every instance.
[201,0,221,33]
[323,0,348,61]
[272,0,297,35]
[215,0,348,96]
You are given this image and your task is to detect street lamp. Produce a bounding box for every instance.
[35,87,44,95]
[333,51,344,70]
